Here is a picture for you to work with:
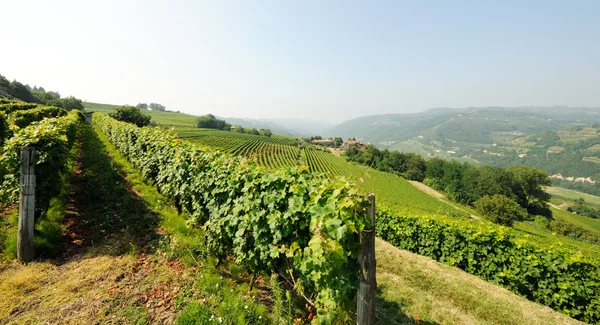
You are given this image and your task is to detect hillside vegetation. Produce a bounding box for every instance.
[0,121,582,324]
[324,107,600,196]
[83,102,465,217]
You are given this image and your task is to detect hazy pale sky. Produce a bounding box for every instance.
[2,0,599,123]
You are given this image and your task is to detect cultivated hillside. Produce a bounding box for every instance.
[325,106,600,194]
[326,106,600,145]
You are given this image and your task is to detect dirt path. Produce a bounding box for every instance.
[408,180,446,199]
[408,181,480,219]
[0,125,195,324]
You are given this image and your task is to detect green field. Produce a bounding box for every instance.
[386,140,431,157]
[558,126,600,143]
[583,156,600,164]
[546,186,600,206]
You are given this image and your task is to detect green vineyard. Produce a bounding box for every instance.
[168,126,463,217]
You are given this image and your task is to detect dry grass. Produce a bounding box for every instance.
[375,238,583,325]
[0,255,132,324]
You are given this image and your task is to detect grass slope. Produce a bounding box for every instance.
[546,186,600,207]
[375,238,583,325]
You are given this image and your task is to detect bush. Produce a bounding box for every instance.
[0,110,80,219]
[0,112,8,146]
[109,105,151,127]
[9,106,67,128]
[548,221,600,245]
[474,194,525,226]
[196,114,230,130]
[375,209,600,323]
[533,215,550,228]
[0,101,39,114]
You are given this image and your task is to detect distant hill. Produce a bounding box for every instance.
[263,118,334,138]
[221,117,298,137]
[325,106,600,145]
[325,106,600,195]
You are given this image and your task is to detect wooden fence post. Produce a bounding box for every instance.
[357,193,376,324]
[18,146,36,262]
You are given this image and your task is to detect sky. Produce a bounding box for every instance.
[1,0,599,124]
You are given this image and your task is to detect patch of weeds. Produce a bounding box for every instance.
[176,301,212,324]
[107,295,150,325]
[0,210,18,259]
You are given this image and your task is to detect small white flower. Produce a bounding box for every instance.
[244,305,248,309]
[216,283,219,288]
[259,316,262,319]
[219,317,222,323]
[230,289,233,292]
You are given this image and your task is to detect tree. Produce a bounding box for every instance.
[233,126,245,133]
[136,103,148,110]
[58,96,84,111]
[32,91,59,104]
[109,105,152,127]
[475,194,526,226]
[9,80,38,103]
[507,166,552,216]
[263,129,272,137]
[249,128,260,135]
[149,103,166,111]
[196,114,230,130]
[334,137,343,147]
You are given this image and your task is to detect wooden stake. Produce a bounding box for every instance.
[357,194,376,324]
[18,146,36,262]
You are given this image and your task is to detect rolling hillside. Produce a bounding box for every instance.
[324,106,600,195]
[325,106,600,145]
[83,102,464,216]
[84,102,600,260]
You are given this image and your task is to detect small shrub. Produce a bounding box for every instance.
[475,194,526,226]
[533,215,550,229]
[109,106,151,127]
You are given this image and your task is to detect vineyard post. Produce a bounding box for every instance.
[357,193,376,324]
[18,146,36,262]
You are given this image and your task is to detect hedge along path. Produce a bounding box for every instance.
[94,113,372,323]
[376,208,600,324]
[1,110,83,221]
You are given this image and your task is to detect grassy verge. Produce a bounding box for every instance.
[546,186,600,206]
[375,238,582,325]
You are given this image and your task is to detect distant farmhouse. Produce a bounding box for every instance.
[311,139,335,147]
[311,138,367,149]
[343,140,366,149]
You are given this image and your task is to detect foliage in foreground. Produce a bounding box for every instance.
[375,208,600,324]
[94,113,370,323]
[0,110,83,219]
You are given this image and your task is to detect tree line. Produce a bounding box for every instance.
[345,144,552,225]
[196,114,272,137]
[0,74,83,111]
[135,102,167,111]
